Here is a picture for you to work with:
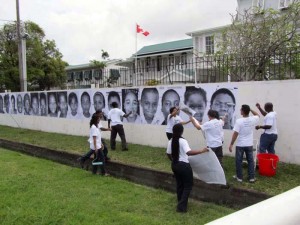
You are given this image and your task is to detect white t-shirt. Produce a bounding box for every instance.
[166,138,191,163]
[108,108,125,126]
[165,114,183,133]
[233,115,259,147]
[200,119,224,148]
[264,111,278,134]
[88,124,102,150]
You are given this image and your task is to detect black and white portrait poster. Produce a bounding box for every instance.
[2,84,238,129]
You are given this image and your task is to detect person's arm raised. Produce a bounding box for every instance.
[256,103,267,116]
[189,116,201,130]
[123,111,132,118]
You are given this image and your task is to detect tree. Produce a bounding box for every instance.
[215,1,300,81]
[0,21,67,91]
[90,50,118,87]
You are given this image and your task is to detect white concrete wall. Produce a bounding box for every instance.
[1,80,299,164]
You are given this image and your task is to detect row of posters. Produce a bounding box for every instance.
[0,84,238,129]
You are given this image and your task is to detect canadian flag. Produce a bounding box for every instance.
[136,24,150,36]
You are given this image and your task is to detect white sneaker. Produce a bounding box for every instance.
[249,178,256,183]
[233,175,242,182]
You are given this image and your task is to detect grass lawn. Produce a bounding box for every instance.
[0,125,300,196]
[0,148,235,225]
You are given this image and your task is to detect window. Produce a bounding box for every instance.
[252,0,264,12]
[93,69,102,80]
[83,70,92,80]
[157,56,162,71]
[279,0,291,9]
[205,36,214,55]
[146,57,151,72]
[67,72,73,81]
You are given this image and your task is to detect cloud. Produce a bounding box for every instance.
[0,0,237,64]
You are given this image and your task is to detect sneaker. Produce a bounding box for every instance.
[232,175,243,182]
[249,178,256,183]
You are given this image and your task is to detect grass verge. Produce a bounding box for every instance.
[0,125,300,196]
[0,148,235,225]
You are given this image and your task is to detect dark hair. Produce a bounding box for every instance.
[68,92,78,105]
[161,89,180,105]
[210,88,235,105]
[108,91,120,103]
[94,92,105,107]
[241,104,250,115]
[264,102,273,112]
[171,123,184,162]
[81,92,90,102]
[207,109,219,119]
[169,106,176,114]
[111,102,118,108]
[141,88,158,100]
[184,86,207,106]
[93,110,103,116]
[90,114,100,128]
[24,93,30,107]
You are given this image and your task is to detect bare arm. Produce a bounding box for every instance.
[190,116,201,130]
[250,108,260,117]
[166,153,172,161]
[186,148,209,156]
[100,127,112,131]
[256,103,267,116]
[169,108,179,119]
[229,131,239,152]
[180,120,191,125]
[256,125,272,130]
[123,111,132,118]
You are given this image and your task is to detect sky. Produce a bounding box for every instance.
[0,0,237,65]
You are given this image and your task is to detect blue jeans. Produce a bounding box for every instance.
[259,133,278,154]
[235,146,255,180]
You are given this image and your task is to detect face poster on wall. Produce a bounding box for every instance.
[3,84,238,130]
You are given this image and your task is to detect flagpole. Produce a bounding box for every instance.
[135,23,138,86]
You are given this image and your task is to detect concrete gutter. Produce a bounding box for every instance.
[0,138,271,209]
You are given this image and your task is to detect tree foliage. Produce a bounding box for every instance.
[0,21,68,91]
[216,1,300,81]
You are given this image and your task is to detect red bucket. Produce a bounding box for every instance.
[257,153,279,177]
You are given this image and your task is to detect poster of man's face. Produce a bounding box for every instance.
[140,88,159,124]
[17,94,23,114]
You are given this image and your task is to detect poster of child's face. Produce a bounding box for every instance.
[184,86,207,123]
[39,93,47,116]
[23,93,31,115]
[122,89,139,123]
[81,91,91,118]
[161,89,180,125]
[68,92,78,117]
[0,95,4,113]
[108,91,121,110]
[93,92,105,112]
[48,92,58,117]
[17,94,23,114]
[31,93,39,116]
[140,88,159,124]
[210,88,236,129]
[58,91,68,118]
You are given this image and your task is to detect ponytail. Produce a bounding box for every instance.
[171,123,184,162]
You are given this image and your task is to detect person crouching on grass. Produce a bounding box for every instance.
[78,114,109,176]
[166,123,208,213]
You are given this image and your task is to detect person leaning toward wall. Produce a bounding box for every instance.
[190,109,225,166]
[108,102,131,151]
[166,107,190,140]
[166,123,208,213]
[255,102,278,154]
[229,105,259,183]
